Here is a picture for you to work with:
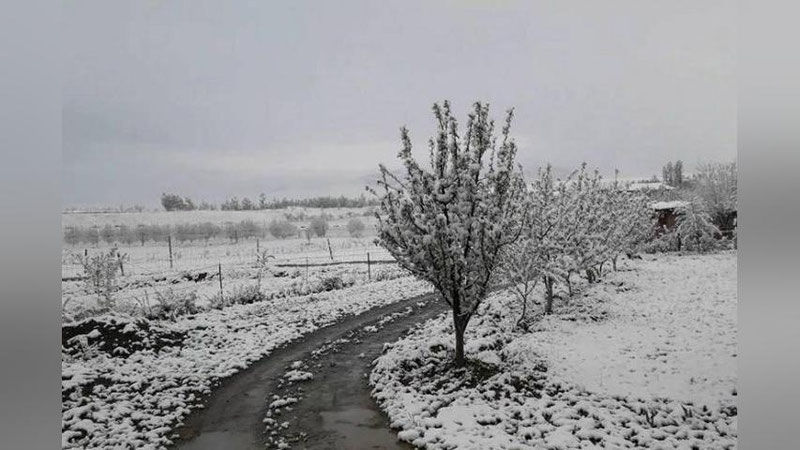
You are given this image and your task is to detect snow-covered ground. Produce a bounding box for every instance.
[370,252,737,449]
[62,276,432,449]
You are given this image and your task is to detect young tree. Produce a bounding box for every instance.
[693,161,737,231]
[662,162,674,186]
[309,215,329,237]
[241,197,255,210]
[373,101,527,366]
[499,214,544,328]
[676,196,720,252]
[674,160,684,187]
[268,219,298,239]
[346,217,366,237]
[161,193,186,211]
[525,165,577,314]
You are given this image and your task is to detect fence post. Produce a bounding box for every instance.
[327,238,334,261]
[84,249,88,258]
[218,263,223,299]
[367,252,371,280]
[256,238,260,254]
[118,257,125,276]
[168,235,174,269]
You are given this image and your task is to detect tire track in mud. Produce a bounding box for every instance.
[172,291,447,450]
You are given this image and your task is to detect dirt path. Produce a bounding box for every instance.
[172,291,447,450]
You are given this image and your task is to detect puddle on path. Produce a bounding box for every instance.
[320,407,410,449]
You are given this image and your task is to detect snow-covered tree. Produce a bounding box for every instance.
[522,165,578,314]
[372,101,527,366]
[693,161,737,231]
[676,196,720,252]
[604,188,652,270]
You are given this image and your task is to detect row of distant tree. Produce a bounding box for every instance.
[160,193,379,212]
[63,215,370,246]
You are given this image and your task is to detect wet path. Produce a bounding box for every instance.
[172,291,446,450]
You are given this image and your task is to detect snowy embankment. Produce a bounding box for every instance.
[62,276,432,450]
[370,253,737,450]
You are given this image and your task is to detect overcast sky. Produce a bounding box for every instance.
[63,0,736,207]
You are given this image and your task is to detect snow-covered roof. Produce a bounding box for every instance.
[627,182,674,192]
[651,200,689,210]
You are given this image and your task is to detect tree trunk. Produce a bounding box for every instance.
[585,268,595,284]
[453,314,468,367]
[564,272,573,297]
[544,276,554,315]
[517,291,528,328]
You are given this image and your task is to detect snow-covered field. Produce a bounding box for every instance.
[61,276,432,449]
[61,234,396,316]
[370,252,737,449]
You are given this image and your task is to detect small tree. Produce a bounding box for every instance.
[346,217,366,238]
[309,215,329,237]
[676,197,720,252]
[268,219,298,239]
[693,161,737,231]
[373,101,527,366]
[75,248,126,310]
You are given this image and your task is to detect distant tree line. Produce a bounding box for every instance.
[63,215,371,246]
[160,192,379,212]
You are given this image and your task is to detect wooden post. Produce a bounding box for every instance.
[118,257,124,276]
[256,239,260,254]
[367,252,371,281]
[84,249,88,257]
[327,238,334,261]
[168,235,173,269]
[218,263,223,299]
[140,232,145,246]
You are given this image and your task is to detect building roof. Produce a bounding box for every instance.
[627,182,674,192]
[651,200,689,211]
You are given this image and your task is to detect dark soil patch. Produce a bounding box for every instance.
[62,316,186,358]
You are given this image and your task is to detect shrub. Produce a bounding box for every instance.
[346,218,366,237]
[148,289,200,320]
[269,219,298,239]
[676,197,721,253]
[239,220,262,239]
[63,227,81,246]
[227,285,267,305]
[309,215,329,237]
[320,275,349,291]
[75,248,126,310]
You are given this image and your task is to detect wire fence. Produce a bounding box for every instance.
[61,239,396,280]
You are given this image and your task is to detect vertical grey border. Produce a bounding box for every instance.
[0,0,61,448]
[739,0,800,448]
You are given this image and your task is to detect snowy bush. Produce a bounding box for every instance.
[309,215,329,237]
[372,101,527,365]
[692,161,737,231]
[346,217,366,237]
[268,219,299,239]
[676,197,721,253]
[74,248,126,311]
